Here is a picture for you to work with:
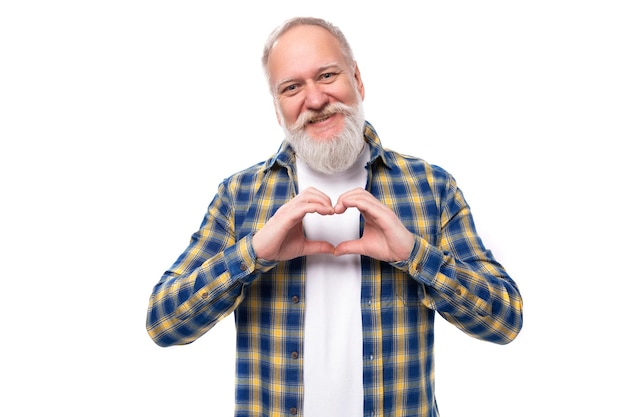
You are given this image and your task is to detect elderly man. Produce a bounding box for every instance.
[147,16,523,417]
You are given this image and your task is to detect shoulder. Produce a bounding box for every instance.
[365,122,452,183]
[382,148,453,184]
[218,145,292,198]
[218,160,270,197]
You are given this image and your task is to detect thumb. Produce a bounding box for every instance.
[333,239,363,257]
[303,240,336,256]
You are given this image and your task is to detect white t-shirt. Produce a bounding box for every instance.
[297,148,369,417]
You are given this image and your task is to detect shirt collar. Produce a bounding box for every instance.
[264,121,392,172]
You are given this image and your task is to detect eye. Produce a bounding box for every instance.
[280,84,300,95]
[320,72,337,81]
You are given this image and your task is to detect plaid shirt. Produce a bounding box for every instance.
[147,122,523,417]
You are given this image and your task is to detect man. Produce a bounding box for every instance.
[147,16,523,417]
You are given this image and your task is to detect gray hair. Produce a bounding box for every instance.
[261,17,356,88]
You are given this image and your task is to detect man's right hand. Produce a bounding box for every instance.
[251,187,336,261]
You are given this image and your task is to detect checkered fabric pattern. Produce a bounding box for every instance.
[147,121,523,417]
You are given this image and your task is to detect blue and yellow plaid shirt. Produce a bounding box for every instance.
[147,122,523,417]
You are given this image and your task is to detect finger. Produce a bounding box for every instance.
[298,186,333,205]
[333,239,364,257]
[300,202,335,216]
[334,187,369,213]
[335,188,384,217]
[294,188,334,214]
[303,239,336,256]
[271,202,334,235]
[276,195,334,224]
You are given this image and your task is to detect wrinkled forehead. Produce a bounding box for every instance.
[267,25,350,85]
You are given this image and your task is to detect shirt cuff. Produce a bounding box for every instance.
[224,234,278,285]
[390,236,444,285]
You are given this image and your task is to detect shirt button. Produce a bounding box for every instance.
[291,351,299,359]
[455,288,462,296]
[201,292,209,299]
[289,407,297,415]
[291,295,300,304]
[239,262,247,271]
[369,354,374,361]
[368,299,372,306]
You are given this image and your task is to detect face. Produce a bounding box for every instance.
[267,24,365,142]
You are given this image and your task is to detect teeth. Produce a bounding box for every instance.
[309,115,331,124]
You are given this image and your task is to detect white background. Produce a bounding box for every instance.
[1,1,624,416]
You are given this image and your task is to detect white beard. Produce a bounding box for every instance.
[281,99,366,174]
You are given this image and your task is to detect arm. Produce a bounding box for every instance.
[147,184,337,347]
[146,182,260,347]
[396,177,523,344]
[334,183,523,345]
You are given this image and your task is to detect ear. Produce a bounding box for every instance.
[354,63,365,100]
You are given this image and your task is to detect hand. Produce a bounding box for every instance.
[252,187,336,261]
[333,188,414,262]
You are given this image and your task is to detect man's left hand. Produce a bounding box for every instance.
[333,188,414,262]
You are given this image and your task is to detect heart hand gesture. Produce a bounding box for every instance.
[252,187,414,263]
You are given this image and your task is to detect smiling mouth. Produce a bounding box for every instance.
[308,114,333,124]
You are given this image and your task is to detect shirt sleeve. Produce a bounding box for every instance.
[392,174,523,345]
[145,181,275,347]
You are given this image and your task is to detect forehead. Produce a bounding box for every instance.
[267,25,348,84]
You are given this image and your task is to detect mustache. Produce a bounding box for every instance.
[289,102,354,131]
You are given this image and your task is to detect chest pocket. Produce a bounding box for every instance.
[235,169,296,241]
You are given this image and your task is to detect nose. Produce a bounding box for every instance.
[303,82,329,110]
